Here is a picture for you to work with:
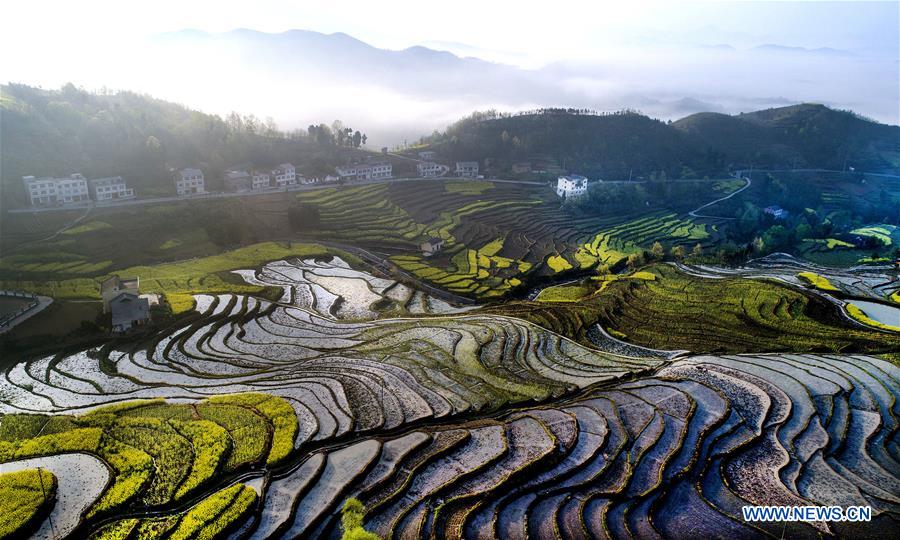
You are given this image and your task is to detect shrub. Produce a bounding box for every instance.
[341,498,378,540]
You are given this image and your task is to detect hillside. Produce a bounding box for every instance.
[419,105,900,179]
[0,83,372,205]
[675,103,900,171]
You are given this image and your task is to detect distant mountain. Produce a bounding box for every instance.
[750,44,857,56]
[420,104,900,178]
[150,29,546,103]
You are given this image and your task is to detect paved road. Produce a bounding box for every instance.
[7,175,547,215]
[743,168,900,179]
[688,176,752,219]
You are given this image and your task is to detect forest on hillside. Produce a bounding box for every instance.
[418,106,900,179]
[0,84,369,203]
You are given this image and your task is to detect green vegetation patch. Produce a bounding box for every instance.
[0,468,57,539]
[159,238,183,250]
[535,283,593,303]
[206,393,299,465]
[850,225,896,246]
[797,271,840,292]
[62,221,113,236]
[444,180,494,195]
[546,255,573,273]
[392,236,531,299]
[0,393,295,518]
[492,264,900,354]
[1,241,338,312]
[93,483,257,540]
[341,497,379,540]
[535,270,656,303]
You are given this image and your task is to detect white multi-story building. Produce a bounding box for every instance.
[455,161,479,178]
[418,150,436,161]
[556,175,589,198]
[174,168,205,196]
[251,171,271,190]
[91,176,135,202]
[22,174,90,206]
[272,163,297,187]
[416,162,447,178]
[335,162,393,181]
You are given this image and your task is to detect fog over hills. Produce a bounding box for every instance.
[3,23,898,146]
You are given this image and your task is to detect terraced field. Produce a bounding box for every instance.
[496,256,900,354]
[0,257,897,538]
[291,181,722,299]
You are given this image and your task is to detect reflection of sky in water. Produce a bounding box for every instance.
[851,300,900,327]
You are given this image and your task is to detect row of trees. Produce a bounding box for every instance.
[307,120,367,148]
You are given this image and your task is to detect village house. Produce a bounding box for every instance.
[101,275,140,311]
[455,161,479,178]
[272,163,298,187]
[511,162,532,174]
[418,150,436,161]
[764,205,789,219]
[336,162,393,181]
[416,161,446,178]
[251,170,271,190]
[224,169,252,192]
[420,237,445,257]
[109,293,151,333]
[556,175,589,198]
[174,168,205,196]
[22,173,91,206]
[100,275,151,332]
[91,176,135,202]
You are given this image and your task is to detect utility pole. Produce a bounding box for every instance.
[37,466,56,539]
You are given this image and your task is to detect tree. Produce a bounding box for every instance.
[626,252,644,269]
[650,241,665,261]
[352,130,362,148]
[670,245,686,260]
[752,236,766,254]
[692,243,703,258]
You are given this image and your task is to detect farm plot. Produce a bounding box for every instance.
[0,259,662,534]
[493,262,900,353]
[573,212,710,270]
[0,453,108,539]
[234,256,474,319]
[96,352,894,540]
[292,182,716,299]
[0,394,294,522]
[0,468,56,539]
[2,252,897,537]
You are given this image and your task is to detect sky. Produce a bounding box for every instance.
[2,1,898,143]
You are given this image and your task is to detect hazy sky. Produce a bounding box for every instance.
[6,1,897,61]
[3,1,898,142]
